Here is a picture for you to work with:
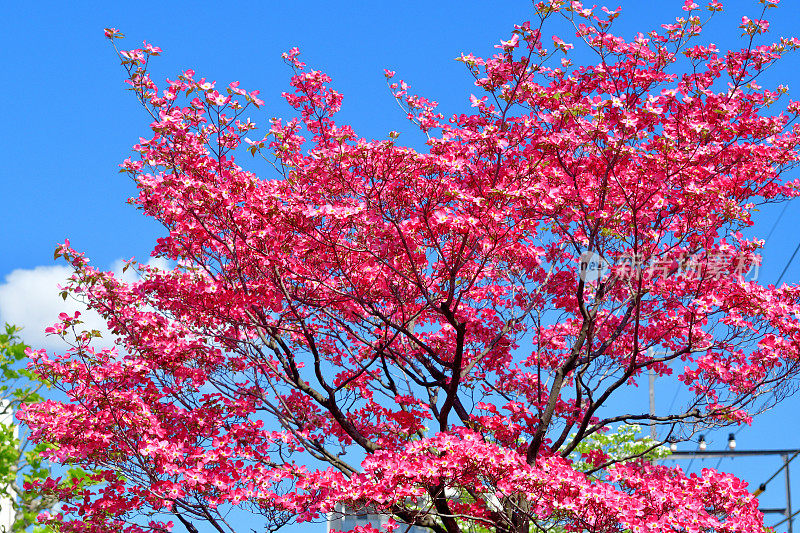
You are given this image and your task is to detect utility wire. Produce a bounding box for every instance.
[764,202,791,246]
[713,453,725,471]
[665,372,683,419]
[775,239,800,287]
[708,205,796,471]
[772,506,800,529]
[708,204,794,471]
[754,450,800,497]
[761,200,797,286]
[656,203,795,472]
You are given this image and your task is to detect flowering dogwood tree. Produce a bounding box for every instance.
[20,1,800,532]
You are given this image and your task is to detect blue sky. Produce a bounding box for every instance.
[3,1,800,532]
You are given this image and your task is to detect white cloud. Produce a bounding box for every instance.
[0,265,102,351]
[0,258,171,352]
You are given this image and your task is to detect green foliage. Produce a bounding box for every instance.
[0,324,57,533]
[570,424,671,476]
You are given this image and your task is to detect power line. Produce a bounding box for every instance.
[759,199,797,286]
[754,450,800,497]
[665,203,798,522]
[700,203,797,479]
[775,507,800,529]
[775,239,800,286]
[765,202,791,245]
[655,198,798,496]
[713,453,725,471]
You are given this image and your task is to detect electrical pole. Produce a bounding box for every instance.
[785,453,794,533]
[662,448,798,533]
